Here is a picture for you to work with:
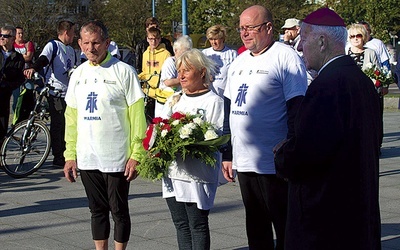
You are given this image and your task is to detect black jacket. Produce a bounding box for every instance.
[0,49,25,90]
[275,55,382,250]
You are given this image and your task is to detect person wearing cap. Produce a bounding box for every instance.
[274,8,381,249]
[281,18,301,51]
[282,18,317,85]
[222,5,308,250]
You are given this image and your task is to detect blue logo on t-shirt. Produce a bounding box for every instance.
[67,58,71,70]
[235,84,248,107]
[86,92,98,113]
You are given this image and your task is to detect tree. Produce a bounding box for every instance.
[363,0,400,44]
[96,0,152,49]
[327,0,400,44]
[0,0,88,49]
[2,0,398,52]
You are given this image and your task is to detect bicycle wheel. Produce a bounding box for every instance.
[0,120,51,178]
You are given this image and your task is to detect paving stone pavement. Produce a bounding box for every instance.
[0,110,399,250]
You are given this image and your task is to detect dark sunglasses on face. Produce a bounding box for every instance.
[0,34,13,38]
[349,34,363,39]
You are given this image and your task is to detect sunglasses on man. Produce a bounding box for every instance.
[0,34,13,38]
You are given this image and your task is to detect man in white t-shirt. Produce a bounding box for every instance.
[63,20,146,250]
[359,21,391,70]
[222,5,307,250]
[24,20,78,167]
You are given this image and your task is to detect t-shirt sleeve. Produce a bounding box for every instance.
[282,52,308,101]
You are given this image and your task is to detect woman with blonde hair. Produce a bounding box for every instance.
[161,49,222,250]
[347,23,380,71]
[202,25,237,97]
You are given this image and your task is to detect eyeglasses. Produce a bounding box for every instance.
[0,34,13,38]
[147,37,160,41]
[349,34,363,39]
[237,22,268,33]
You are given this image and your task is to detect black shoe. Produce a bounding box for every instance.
[53,157,65,167]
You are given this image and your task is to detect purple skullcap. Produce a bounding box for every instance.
[303,8,346,27]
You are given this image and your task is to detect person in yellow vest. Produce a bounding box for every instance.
[138,27,171,120]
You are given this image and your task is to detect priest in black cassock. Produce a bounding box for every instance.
[274,8,382,250]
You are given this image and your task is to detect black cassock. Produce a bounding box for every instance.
[275,55,381,250]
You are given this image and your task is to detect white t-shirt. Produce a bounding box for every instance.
[365,38,390,66]
[161,90,224,210]
[154,56,179,117]
[40,40,76,95]
[65,57,144,172]
[159,56,178,90]
[202,46,237,98]
[224,42,308,174]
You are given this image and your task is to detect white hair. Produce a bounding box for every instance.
[173,35,193,54]
[303,23,348,48]
[176,49,216,85]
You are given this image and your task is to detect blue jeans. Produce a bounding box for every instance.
[166,197,210,250]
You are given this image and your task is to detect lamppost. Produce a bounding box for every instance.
[152,0,156,17]
[182,0,188,35]
[389,31,398,48]
[152,0,188,35]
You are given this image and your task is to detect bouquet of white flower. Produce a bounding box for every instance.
[137,112,230,180]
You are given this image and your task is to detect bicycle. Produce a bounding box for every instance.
[140,72,160,124]
[0,73,59,178]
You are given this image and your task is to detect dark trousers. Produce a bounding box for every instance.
[80,170,131,243]
[0,87,12,141]
[47,95,66,160]
[166,197,210,250]
[237,172,288,250]
[379,96,384,148]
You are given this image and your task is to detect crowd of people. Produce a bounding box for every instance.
[1,4,399,250]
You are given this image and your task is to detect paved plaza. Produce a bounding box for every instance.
[0,109,399,250]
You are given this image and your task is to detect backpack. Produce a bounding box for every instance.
[35,40,58,86]
[43,40,58,77]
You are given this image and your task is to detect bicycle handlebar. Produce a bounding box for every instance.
[140,71,160,83]
[33,73,61,98]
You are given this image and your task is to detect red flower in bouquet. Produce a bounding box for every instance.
[363,63,393,90]
[171,112,186,120]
